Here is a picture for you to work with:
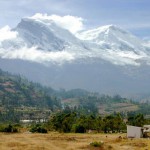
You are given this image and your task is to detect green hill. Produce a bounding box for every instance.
[0,69,61,123]
[60,91,150,117]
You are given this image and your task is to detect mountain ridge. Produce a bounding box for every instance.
[0,14,150,98]
[77,24,145,52]
[0,15,149,66]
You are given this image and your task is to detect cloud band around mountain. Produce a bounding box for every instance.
[29,13,84,34]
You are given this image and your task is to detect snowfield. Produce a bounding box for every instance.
[0,14,150,66]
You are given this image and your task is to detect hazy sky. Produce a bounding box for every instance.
[0,0,150,38]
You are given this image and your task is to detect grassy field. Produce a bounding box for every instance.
[0,132,150,150]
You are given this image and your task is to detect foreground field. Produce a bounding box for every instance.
[0,132,150,150]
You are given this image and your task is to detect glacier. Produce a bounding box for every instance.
[0,15,150,66]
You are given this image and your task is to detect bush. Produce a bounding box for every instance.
[90,141,104,147]
[30,124,47,133]
[72,124,86,133]
[0,124,18,133]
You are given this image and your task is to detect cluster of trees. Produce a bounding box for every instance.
[46,107,150,133]
[0,108,149,134]
[47,108,126,133]
[0,107,20,123]
[127,112,150,127]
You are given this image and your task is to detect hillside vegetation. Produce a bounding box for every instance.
[0,69,61,123]
[0,68,150,123]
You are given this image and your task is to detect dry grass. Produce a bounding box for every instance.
[0,132,150,150]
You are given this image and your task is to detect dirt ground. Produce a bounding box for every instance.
[0,132,150,150]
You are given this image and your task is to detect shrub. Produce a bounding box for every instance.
[108,145,113,149]
[90,141,104,147]
[30,124,47,133]
[0,124,18,133]
[72,124,86,133]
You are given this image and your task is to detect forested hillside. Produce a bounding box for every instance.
[0,69,150,123]
[60,90,150,117]
[0,69,61,122]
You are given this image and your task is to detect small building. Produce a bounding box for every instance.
[143,125,150,137]
[127,125,143,138]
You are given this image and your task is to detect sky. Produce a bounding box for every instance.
[0,0,150,38]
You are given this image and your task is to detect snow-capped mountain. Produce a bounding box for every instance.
[0,16,149,66]
[1,17,85,51]
[76,25,149,66]
[0,14,150,99]
[77,25,144,53]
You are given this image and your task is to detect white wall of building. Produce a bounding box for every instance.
[127,125,143,138]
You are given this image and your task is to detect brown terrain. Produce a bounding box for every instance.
[0,132,150,150]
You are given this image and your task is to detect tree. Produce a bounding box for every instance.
[127,113,145,127]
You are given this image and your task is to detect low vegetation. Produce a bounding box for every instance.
[90,141,104,148]
[47,107,150,133]
[29,124,48,133]
[0,124,19,133]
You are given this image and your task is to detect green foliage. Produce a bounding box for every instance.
[127,113,145,127]
[30,124,47,133]
[48,108,126,133]
[0,69,61,123]
[1,68,150,127]
[0,124,18,133]
[49,109,77,132]
[0,107,20,123]
[78,96,98,114]
[101,113,126,133]
[72,124,86,133]
[90,141,104,147]
[60,93,137,116]
[0,71,60,109]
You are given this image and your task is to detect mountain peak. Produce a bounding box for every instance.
[97,24,118,30]
[12,16,83,51]
[77,24,144,52]
[20,17,54,25]
[104,24,129,35]
[104,24,121,29]
[0,15,148,66]
[77,24,129,40]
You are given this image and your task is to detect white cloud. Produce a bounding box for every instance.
[30,13,84,34]
[0,45,149,66]
[0,47,75,65]
[0,25,18,41]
